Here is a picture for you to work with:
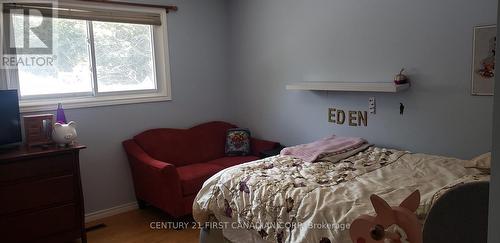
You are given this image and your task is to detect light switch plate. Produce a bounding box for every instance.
[369,97,376,114]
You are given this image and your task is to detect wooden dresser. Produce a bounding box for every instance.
[0,145,87,243]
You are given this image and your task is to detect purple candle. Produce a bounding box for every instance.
[56,103,67,124]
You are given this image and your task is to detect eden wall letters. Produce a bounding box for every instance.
[328,108,368,127]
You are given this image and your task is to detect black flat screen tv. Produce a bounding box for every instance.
[0,90,22,147]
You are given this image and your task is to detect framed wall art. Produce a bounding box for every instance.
[472,25,496,96]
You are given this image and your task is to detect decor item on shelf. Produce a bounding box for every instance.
[225,128,251,156]
[23,114,54,148]
[472,25,496,96]
[56,103,67,124]
[394,68,409,85]
[52,121,78,146]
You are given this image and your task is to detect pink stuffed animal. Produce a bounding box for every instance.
[350,190,422,243]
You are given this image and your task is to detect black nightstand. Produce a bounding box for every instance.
[259,145,285,159]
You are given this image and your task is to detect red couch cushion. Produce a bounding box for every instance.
[133,121,236,167]
[177,163,223,196]
[207,156,259,168]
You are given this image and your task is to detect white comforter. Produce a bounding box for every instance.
[193,147,488,243]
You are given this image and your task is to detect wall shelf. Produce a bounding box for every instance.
[286,82,409,93]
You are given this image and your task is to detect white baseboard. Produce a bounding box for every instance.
[85,202,138,223]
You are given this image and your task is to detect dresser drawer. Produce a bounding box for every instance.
[0,175,76,215]
[0,154,74,182]
[0,204,79,243]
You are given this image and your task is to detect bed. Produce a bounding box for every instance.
[193,145,490,243]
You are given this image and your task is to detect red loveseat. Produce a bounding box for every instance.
[122,121,279,218]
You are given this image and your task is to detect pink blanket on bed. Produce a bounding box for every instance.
[280,135,367,163]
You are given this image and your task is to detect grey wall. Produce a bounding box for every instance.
[488,1,500,241]
[64,0,231,213]
[228,0,496,160]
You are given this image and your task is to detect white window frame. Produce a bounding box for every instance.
[10,1,172,113]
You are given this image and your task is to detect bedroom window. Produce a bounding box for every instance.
[1,2,171,112]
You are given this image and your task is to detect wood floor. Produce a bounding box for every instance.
[85,208,199,243]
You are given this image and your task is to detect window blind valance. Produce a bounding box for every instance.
[3,2,163,26]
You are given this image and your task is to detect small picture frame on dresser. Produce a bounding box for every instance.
[23,114,54,148]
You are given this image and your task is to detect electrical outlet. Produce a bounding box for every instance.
[369,97,376,114]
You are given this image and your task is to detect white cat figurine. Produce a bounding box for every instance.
[52,121,78,146]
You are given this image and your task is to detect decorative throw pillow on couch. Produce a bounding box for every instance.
[225,128,251,156]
